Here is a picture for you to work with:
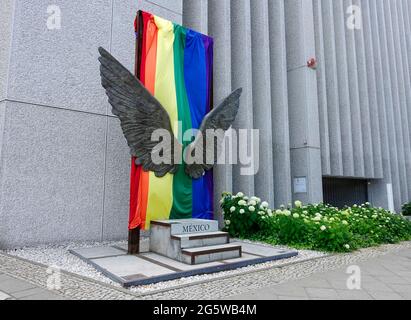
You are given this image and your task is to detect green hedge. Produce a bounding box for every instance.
[221,192,411,253]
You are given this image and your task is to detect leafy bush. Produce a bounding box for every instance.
[402,202,411,216]
[221,192,411,253]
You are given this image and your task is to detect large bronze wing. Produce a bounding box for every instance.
[98,47,181,177]
[184,88,242,179]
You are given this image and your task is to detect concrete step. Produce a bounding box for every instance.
[181,243,242,265]
[151,219,219,236]
[171,231,229,249]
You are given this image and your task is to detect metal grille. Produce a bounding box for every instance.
[323,178,369,209]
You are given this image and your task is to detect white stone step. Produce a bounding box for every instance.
[151,219,219,235]
[171,231,229,249]
[181,243,242,265]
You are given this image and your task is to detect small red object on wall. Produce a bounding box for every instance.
[307,57,317,69]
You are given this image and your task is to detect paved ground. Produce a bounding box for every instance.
[227,249,411,300]
[0,242,410,300]
[0,273,64,300]
[70,242,297,287]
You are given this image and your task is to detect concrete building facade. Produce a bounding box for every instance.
[0,0,410,249]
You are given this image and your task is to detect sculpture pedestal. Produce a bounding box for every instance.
[150,219,242,265]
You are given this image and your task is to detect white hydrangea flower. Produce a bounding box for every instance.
[284,210,291,217]
[238,200,247,206]
[342,220,348,225]
[249,206,256,212]
[236,192,244,198]
[225,220,231,225]
[320,225,327,231]
[261,201,269,208]
[230,206,236,213]
[248,200,257,206]
[313,216,321,222]
[293,213,300,218]
[276,209,282,215]
[295,200,302,208]
[239,209,245,214]
[344,244,350,249]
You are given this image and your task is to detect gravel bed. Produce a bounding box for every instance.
[4,241,126,288]
[3,239,326,294]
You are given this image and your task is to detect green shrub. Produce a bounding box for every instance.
[221,192,411,253]
[402,202,411,216]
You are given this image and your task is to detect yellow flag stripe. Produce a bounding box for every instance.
[145,17,177,229]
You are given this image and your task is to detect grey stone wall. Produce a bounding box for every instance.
[0,0,182,249]
[1,0,411,248]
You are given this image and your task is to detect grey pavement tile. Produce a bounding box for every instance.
[140,252,224,271]
[328,279,350,290]
[375,275,410,285]
[381,266,411,274]
[397,291,411,300]
[238,242,297,257]
[317,270,349,282]
[266,284,309,297]
[386,284,411,294]
[336,289,373,300]
[0,291,11,300]
[278,295,309,300]
[0,274,14,282]
[20,291,66,300]
[396,251,411,258]
[11,287,50,299]
[224,292,278,300]
[0,278,36,294]
[392,271,411,278]
[91,255,173,278]
[361,276,395,292]
[366,290,404,300]
[72,246,126,259]
[360,265,394,277]
[305,288,339,299]
[294,278,331,289]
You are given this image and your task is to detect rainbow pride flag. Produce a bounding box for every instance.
[129,11,214,231]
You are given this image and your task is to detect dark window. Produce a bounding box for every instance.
[323,178,368,209]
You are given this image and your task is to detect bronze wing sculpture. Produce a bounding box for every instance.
[98,47,242,179]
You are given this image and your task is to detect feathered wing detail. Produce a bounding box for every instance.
[98,47,181,177]
[184,88,243,179]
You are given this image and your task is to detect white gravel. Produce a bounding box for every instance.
[4,241,126,288]
[3,239,326,294]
